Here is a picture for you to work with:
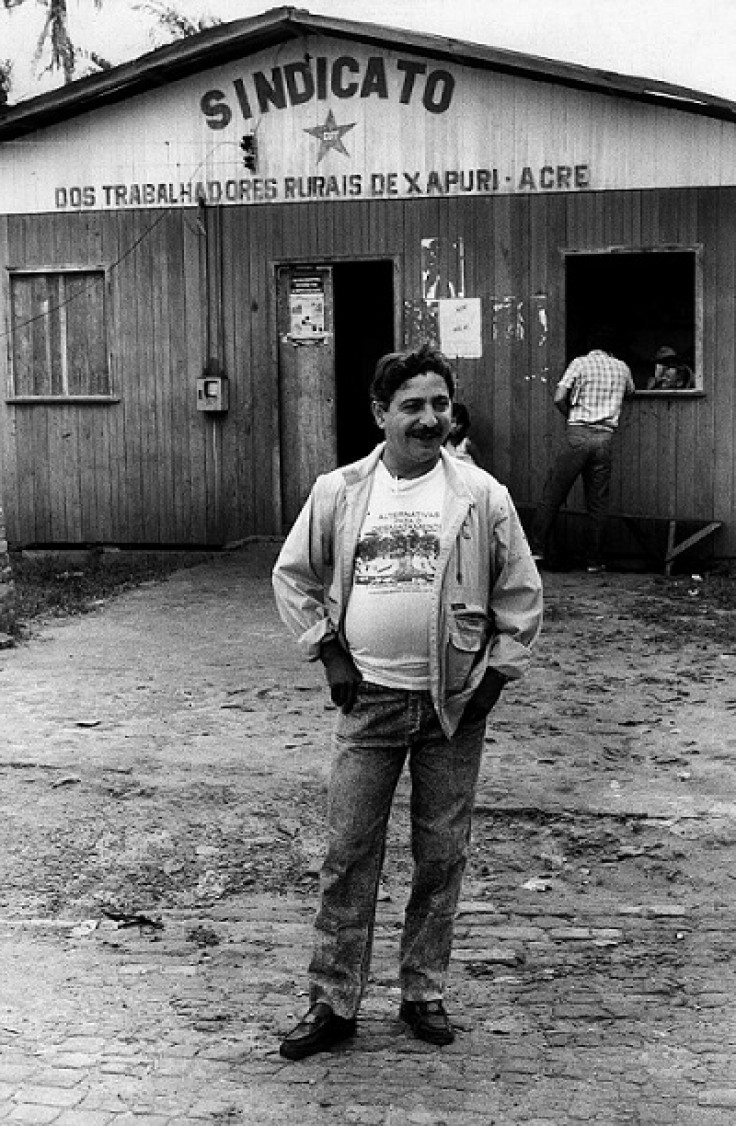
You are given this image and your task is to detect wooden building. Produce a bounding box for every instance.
[1,6,735,563]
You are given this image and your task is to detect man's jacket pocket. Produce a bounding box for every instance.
[446,606,490,693]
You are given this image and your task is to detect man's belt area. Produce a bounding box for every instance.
[567,421,616,433]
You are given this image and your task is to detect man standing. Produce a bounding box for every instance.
[530,330,635,572]
[272,344,542,1060]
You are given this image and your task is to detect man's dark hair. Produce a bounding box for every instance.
[451,402,471,437]
[370,344,455,407]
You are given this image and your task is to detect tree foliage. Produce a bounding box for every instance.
[0,58,11,106]
[3,0,107,92]
[134,1,222,40]
[1,0,217,101]
[41,0,108,83]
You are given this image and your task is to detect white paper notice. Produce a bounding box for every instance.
[438,298,482,358]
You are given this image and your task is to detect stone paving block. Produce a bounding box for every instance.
[548,928,593,941]
[15,1087,83,1109]
[471,925,543,941]
[53,1040,107,1056]
[76,1086,140,1112]
[110,1115,171,1126]
[694,993,731,1009]
[0,1068,36,1086]
[46,1056,100,1072]
[453,947,522,965]
[8,1103,62,1123]
[158,1041,199,1059]
[676,1108,736,1126]
[129,1100,194,1121]
[102,1044,148,1060]
[98,1063,149,1078]
[33,1071,85,1091]
[148,1060,198,1078]
[510,904,576,919]
[53,1112,115,1126]
[699,1089,736,1108]
[456,903,503,916]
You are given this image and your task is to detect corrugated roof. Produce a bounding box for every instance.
[2,4,736,140]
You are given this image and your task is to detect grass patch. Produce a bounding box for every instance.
[9,549,214,635]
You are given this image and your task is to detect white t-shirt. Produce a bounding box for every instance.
[345,458,446,690]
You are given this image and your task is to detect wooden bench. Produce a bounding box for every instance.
[661,519,723,576]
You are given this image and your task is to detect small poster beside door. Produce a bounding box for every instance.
[289,274,326,339]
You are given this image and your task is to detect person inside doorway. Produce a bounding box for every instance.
[530,327,635,572]
[646,345,695,390]
[272,343,542,1059]
[445,401,480,465]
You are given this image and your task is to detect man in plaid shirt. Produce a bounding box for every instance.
[531,330,635,572]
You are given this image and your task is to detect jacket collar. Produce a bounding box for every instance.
[341,443,385,486]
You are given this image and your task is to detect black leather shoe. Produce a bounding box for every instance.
[399,999,455,1046]
[279,1002,357,1060]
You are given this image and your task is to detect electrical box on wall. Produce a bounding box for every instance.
[196,375,229,412]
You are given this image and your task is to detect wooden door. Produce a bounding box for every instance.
[277,265,338,527]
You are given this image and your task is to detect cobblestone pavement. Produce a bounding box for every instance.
[1,546,736,1125]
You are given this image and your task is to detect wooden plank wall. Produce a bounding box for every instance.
[0,185,734,555]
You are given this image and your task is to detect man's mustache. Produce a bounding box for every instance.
[409,427,443,439]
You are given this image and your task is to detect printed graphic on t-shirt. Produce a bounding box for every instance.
[354,511,441,590]
[345,460,446,690]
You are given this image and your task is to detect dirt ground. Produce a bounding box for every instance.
[2,545,735,919]
[2,544,736,1122]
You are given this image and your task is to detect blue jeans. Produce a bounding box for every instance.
[532,425,614,565]
[308,682,486,1018]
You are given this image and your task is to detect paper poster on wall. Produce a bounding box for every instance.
[438,298,482,358]
[289,275,326,338]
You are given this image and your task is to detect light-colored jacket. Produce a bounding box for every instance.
[272,445,543,737]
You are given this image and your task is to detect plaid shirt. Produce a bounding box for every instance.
[557,350,635,430]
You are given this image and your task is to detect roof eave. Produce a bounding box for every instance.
[2,4,736,141]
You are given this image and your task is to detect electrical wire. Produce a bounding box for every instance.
[1,31,291,346]
[0,139,242,344]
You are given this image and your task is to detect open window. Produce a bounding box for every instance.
[565,249,701,393]
[9,268,112,400]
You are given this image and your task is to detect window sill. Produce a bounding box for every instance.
[6,396,120,405]
[633,389,705,399]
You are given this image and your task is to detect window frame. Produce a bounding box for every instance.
[562,244,704,398]
[6,264,118,404]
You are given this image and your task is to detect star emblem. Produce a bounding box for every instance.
[304,110,356,162]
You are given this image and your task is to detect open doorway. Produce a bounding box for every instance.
[333,260,395,464]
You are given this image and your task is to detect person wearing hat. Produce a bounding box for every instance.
[647,345,695,390]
